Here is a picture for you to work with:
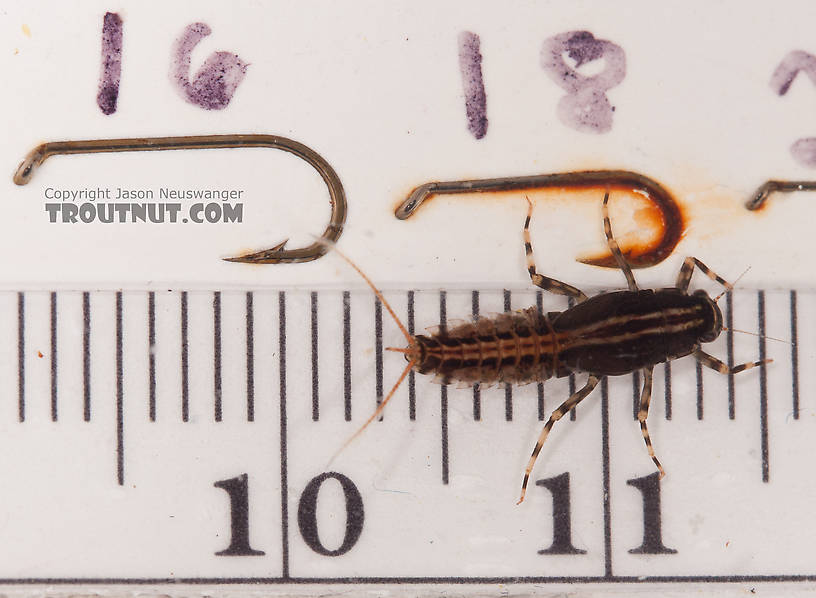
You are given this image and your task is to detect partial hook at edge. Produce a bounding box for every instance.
[14,134,347,264]
[746,180,816,210]
[396,170,683,269]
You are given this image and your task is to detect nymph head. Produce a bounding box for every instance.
[693,289,723,343]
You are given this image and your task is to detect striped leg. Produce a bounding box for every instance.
[517,374,601,504]
[524,197,588,303]
[676,257,732,293]
[602,192,638,292]
[637,366,665,478]
[694,349,772,374]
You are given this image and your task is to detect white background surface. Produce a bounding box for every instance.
[1,1,816,595]
[2,0,816,291]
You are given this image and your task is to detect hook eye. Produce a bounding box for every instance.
[746,179,816,211]
[396,170,684,269]
[14,134,346,264]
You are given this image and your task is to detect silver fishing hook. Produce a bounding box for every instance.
[746,180,816,210]
[14,134,347,264]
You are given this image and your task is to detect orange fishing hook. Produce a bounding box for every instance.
[396,170,683,268]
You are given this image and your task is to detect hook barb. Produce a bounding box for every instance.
[14,134,346,264]
[223,239,291,263]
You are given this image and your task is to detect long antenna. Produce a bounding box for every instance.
[326,242,414,346]
[328,360,415,465]
[322,240,419,464]
[715,267,751,302]
[723,326,792,345]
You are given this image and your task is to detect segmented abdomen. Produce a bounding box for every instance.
[414,307,557,387]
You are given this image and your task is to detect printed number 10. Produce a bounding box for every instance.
[214,472,365,558]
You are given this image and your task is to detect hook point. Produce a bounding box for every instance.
[224,239,290,263]
[577,251,622,269]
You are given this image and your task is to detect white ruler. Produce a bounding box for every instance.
[0,286,807,584]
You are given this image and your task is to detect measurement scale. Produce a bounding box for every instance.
[6,1,816,594]
[0,285,808,584]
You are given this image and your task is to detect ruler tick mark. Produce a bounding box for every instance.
[116,291,124,486]
[601,377,612,578]
[504,289,512,422]
[696,360,703,421]
[279,291,290,578]
[310,291,318,421]
[17,292,24,423]
[246,291,255,422]
[214,291,222,423]
[567,296,577,421]
[536,290,545,421]
[664,361,672,420]
[758,290,769,483]
[50,291,57,422]
[343,291,351,422]
[472,290,481,421]
[83,292,91,422]
[148,292,156,422]
[407,290,416,421]
[727,291,735,419]
[375,297,383,420]
[440,290,449,485]
[790,290,799,420]
[181,291,189,423]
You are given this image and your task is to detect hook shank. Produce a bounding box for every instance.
[14,134,346,264]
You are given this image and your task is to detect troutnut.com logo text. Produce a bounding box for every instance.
[44,186,244,223]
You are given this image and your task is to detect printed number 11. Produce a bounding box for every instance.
[538,471,676,555]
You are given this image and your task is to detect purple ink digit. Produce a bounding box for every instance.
[97,12,123,115]
[458,31,488,139]
[541,30,625,134]
[769,50,816,96]
[770,50,816,167]
[171,22,248,111]
[560,30,605,68]
[790,138,816,166]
